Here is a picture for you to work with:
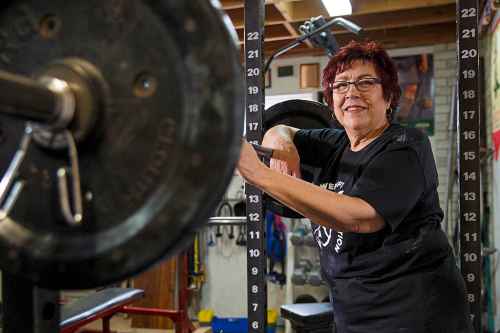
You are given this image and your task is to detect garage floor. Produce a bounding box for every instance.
[77,315,210,333]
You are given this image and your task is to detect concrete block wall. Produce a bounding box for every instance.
[426,43,458,232]
[481,33,498,329]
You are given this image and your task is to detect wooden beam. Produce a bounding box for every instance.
[272,1,303,37]
[271,0,456,23]
[272,0,293,21]
[220,0,275,10]
[226,0,457,56]
[262,21,456,56]
[273,0,328,21]
[228,4,286,28]
[341,21,456,47]
[352,0,455,16]
[219,0,244,10]
[237,4,456,44]
[271,2,310,47]
[236,24,294,43]
[330,4,456,34]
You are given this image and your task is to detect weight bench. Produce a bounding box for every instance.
[280,303,335,333]
[60,287,145,333]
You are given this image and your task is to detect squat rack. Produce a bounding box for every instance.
[243,0,483,332]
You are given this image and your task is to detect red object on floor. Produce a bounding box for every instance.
[60,253,194,333]
[121,253,195,333]
[60,288,145,333]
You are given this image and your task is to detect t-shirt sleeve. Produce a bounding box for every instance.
[350,148,425,231]
[293,128,345,167]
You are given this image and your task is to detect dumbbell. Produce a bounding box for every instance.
[303,233,316,247]
[292,259,312,285]
[307,262,323,286]
[290,229,306,246]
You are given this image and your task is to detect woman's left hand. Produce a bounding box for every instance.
[237,140,267,186]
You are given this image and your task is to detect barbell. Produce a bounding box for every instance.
[0,0,243,289]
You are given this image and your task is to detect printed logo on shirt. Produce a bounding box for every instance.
[320,181,344,192]
[313,226,344,253]
[316,180,345,253]
[313,225,333,249]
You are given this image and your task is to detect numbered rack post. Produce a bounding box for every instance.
[244,1,267,333]
[457,0,481,331]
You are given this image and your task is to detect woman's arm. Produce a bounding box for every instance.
[237,140,385,233]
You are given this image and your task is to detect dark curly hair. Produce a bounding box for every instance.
[322,40,401,121]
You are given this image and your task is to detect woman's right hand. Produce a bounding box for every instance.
[262,125,301,178]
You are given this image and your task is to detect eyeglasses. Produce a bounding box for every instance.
[329,77,382,94]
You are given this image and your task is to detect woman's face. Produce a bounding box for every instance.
[332,60,391,133]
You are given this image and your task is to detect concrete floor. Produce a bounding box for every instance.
[77,316,282,333]
[76,315,210,333]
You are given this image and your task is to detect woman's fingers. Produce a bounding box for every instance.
[269,158,301,178]
[237,140,267,185]
[237,141,255,173]
[238,139,301,182]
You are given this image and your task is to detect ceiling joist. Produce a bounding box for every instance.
[219,0,458,57]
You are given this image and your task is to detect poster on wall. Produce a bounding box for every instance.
[491,13,500,160]
[392,54,435,135]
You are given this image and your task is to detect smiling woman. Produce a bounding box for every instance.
[329,60,389,148]
[237,40,473,333]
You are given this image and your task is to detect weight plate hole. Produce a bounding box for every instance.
[133,72,158,98]
[39,15,61,39]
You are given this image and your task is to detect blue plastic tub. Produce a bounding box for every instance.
[211,317,276,333]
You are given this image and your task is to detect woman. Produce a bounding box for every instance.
[237,41,472,332]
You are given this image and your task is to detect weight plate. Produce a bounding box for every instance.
[0,0,243,289]
[264,99,335,130]
[263,99,332,218]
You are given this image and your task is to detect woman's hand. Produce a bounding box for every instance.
[262,126,301,178]
[237,140,267,186]
[237,125,301,187]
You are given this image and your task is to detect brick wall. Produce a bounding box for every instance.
[427,43,458,234]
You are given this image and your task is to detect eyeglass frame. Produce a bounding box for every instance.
[328,77,382,94]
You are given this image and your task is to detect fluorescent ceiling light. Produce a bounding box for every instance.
[322,0,352,17]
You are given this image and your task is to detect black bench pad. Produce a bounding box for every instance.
[280,303,333,327]
[60,287,144,329]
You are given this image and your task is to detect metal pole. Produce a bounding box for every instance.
[244,1,267,333]
[2,272,60,333]
[456,0,482,331]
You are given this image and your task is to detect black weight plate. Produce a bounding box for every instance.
[263,99,335,131]
[0,0,243,289]
[294,294,318,304]
[263,100,332,218]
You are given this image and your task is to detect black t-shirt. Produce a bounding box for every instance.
[293,124,472,333]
